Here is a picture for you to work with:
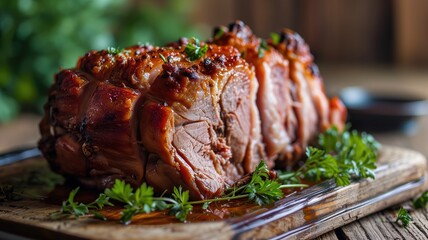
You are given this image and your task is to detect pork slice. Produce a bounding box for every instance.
[220,66,265,172]
[254,52,295,162]
[211,21,290,166]
[272,29,337,166]
[288,61,319,163]
[172,121,226,199]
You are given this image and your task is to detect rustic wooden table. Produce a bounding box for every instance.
[1,66,427,239]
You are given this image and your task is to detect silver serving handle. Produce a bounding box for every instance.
[0,147,41,166]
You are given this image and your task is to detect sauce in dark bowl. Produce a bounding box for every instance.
[340,87,428,132]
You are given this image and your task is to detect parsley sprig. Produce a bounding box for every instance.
[270,33,281,45]
[257,39,268,58]
[50,187,113,219]
[396,207,412,227]
[278,126,380,187]
[104,181,192,223]
[169,186,193,221]
[184,37,208,61]
[394,190,428,227]
[216,161,304,206]
[104,181,170,224]
[413,190,428,209]
[106,47,130,55]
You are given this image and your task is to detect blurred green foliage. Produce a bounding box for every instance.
[0,0,203,122]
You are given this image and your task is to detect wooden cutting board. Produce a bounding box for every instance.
[0,146,427,240]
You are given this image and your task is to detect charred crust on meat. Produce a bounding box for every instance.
[276,29,312,62]
[79,115,87,134]
[166,37,188,49]
[203,57,213,68]
[201,57,217,75]
[82,141,98,159]
[182,66,199,80]
[212,26,227,40]
[76,46,154,82]
[279,29,301,45]
[160,64,178,84]
[157,63,198,92]
[228,20,245,33]
[211,21,260,60]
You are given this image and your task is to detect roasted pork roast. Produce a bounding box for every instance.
[39,21,346,200]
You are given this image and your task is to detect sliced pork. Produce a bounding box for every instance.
[212,21,346,167]
[39,21,346,200]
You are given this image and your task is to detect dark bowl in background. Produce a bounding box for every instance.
[339,87,428,132]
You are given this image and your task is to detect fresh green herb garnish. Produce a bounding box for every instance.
[159,53,168,63]
[202,201,211,210]
[395,190,428,227]
[270,33,281,45]
[51,187,113,219]
[258,39,269,58]
[220,161,306,205]
[214,28,224,40]
[106,47,130,55]
[169,186,193,222]
[104,180,191,223]
[413,190,428,209]
[104,181,169,224]
[243,161,284,205]
[107,47,122,55]
[184,37,208,61]
[396,207,412,227]
[278,126,380,186]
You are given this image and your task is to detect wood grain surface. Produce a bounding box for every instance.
[0,146,426,240]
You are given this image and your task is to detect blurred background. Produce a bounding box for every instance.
[0,0,427,122]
